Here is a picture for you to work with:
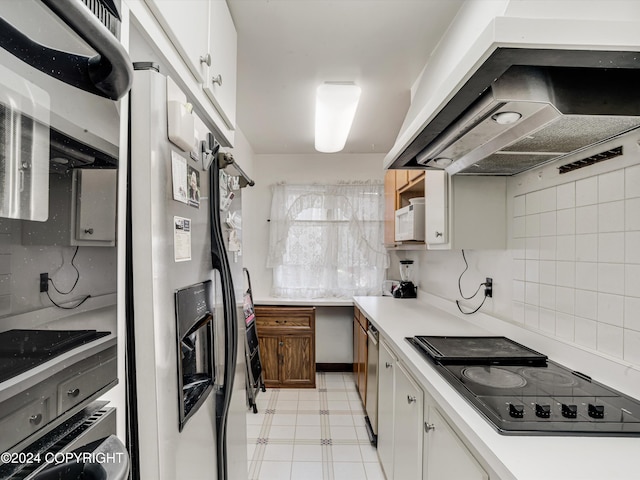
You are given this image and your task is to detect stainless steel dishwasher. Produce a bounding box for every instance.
[365,321,379,446]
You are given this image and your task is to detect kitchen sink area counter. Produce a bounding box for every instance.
[353,294,640,480]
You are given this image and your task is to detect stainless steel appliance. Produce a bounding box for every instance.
[365,321,379,445]
[0,1,131,477]
[407,336,640,436]
[129,65,252,480]
[388,50,640,175]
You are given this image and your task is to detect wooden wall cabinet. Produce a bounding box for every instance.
[384,169,426,249]
[254,306,316,388]
[353,306,368,406]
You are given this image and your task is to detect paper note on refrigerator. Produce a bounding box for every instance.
[173,216,192,262]
[171,151,188,204]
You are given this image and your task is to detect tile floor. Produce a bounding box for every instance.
[246,372,386,480]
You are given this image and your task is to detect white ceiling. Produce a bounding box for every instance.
[227,0,464,155]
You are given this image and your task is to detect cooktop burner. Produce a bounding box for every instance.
[0,329,110,383]
[407,335,640,436]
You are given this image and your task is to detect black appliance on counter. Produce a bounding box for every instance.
[407,335,640,436]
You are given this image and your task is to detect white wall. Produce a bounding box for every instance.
[398,130,640,370]
[242,153,385,300]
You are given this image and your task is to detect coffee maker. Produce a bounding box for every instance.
[393,259,417,298]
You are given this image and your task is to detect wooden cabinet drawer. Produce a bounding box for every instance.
[0,396,52,452]
[57,357,116,414]
[255,306,314,330]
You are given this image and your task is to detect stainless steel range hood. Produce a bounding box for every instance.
[389,46,640,176]
[414,65,640,175]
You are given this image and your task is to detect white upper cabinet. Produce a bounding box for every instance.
[203,0,237,129]
[145,0,237,130]
[425,172,506,250]
[145,0,210,83]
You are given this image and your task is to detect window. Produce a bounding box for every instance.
[266,182,388,298]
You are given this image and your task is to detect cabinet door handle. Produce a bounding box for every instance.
[424,422,435,432]
[211,74,223,86]
[407,395,417,404]
[29,413,43,425]
[385,362,392,369]
[67,388,80,397]
[200,53,211,66]
[435,231,443,238]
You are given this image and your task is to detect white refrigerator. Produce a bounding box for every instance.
[128,65,248,480]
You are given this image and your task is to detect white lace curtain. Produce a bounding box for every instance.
[266,182,389,298]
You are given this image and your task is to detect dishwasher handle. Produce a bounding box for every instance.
[367,327,378,346]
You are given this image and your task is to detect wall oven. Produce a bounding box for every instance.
[0,0,132,477]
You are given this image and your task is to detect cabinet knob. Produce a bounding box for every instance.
[84,228,94,235]
[67,388,80,397]
[407,395,417,404]
[212,74,223,86]
[200,53,211,66]
[435,231,443,238]
[385,362,392,369]
[29,413,43,425]
[424,422,435,432]
[279,341,284,347]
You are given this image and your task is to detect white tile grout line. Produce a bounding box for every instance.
[247,373,375,480]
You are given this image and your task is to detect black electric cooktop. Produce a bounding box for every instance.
[0,329,110,383]
[407,335,640,436]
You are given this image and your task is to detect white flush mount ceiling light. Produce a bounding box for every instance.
[315,83,361,153]
[491,111,522,125]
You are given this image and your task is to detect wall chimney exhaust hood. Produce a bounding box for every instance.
[389,47,640,176]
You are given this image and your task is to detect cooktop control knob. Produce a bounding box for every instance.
[509,403,525,418]
[535,403,551,418]
[588,404,605,419]
[561,403,578,418]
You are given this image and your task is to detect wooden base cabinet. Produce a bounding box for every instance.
[255,306,316,388]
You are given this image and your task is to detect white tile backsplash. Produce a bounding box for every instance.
[511,165,640,365]
[598,232,625,263]
[625,164,640,199]
[598,201,625,233]
[576,205,598,234]
[597,323,624,358]
[625,198,640,231]
[576,177,598,206]
[598,169,625,203]
[556,182,576,209]
[575,233,598,262]
[625,231,640,264]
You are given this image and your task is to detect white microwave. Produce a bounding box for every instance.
[395,202,425,241]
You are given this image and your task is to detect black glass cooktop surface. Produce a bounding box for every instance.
[0,329,110,383]
[413,335,547,366]
[407,336,640,436]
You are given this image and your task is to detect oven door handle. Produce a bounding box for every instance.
[0,0,133,100]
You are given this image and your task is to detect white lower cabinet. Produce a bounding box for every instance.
[393,362,424,480]
[377,340,396,480]
[424,406,489,480]
[377,337,488,480]
[377,340,423,480]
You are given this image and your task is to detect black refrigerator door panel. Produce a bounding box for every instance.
[208,158,237,480]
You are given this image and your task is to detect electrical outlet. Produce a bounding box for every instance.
[40,273,49,293]
[485,277,493,298]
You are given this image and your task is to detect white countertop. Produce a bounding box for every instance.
[254,296,353,307]
[353,294,640,480]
